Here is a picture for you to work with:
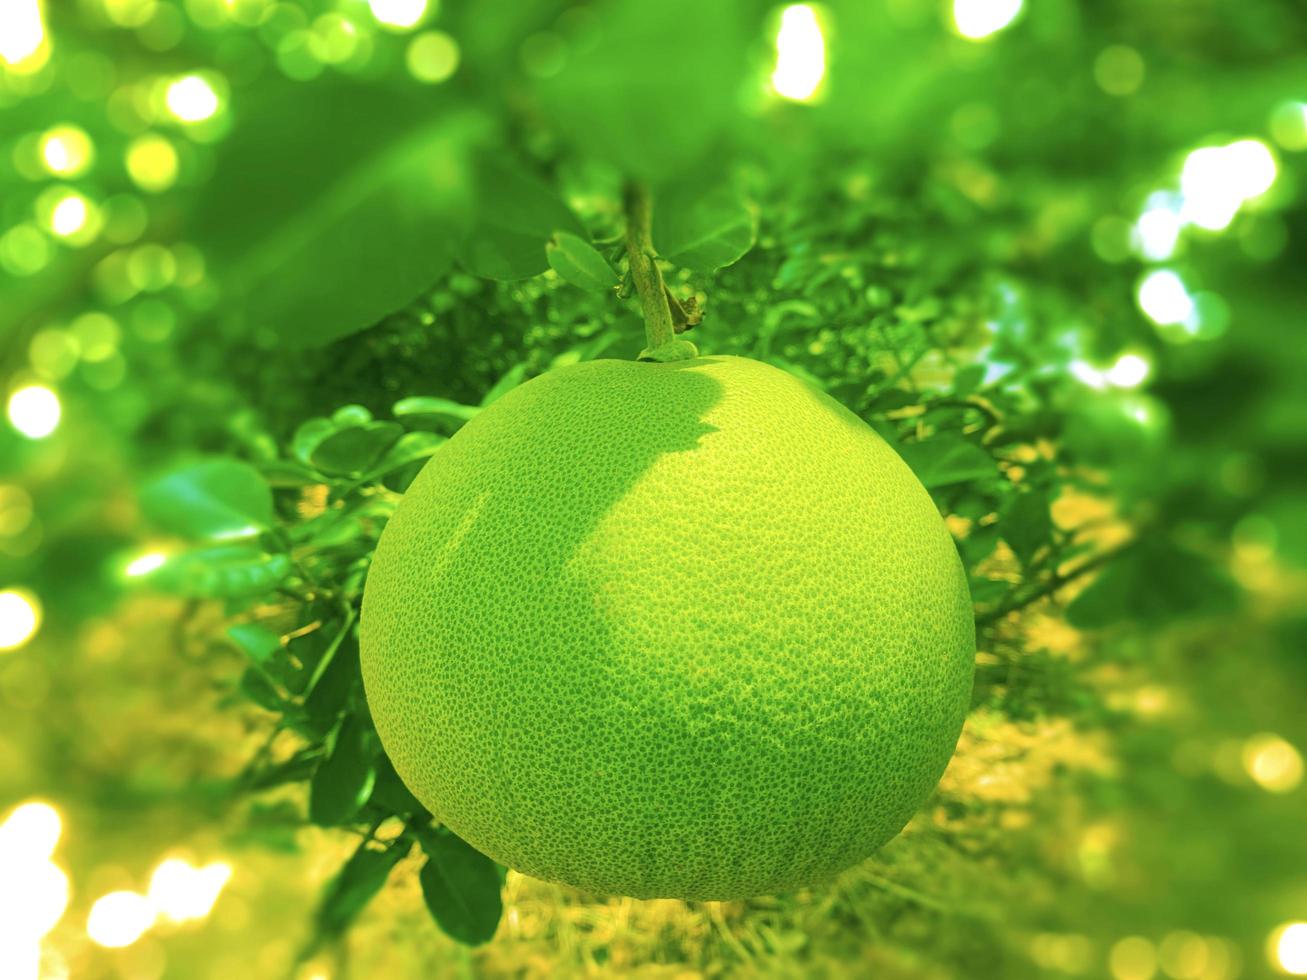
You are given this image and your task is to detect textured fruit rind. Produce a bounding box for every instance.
[361,355,974,900]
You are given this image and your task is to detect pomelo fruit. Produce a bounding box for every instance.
[361,354,974,900]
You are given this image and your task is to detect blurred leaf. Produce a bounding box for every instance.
[897,436,997,489]
[1000,489,1052,566]
[192,82,480,348]
[1067,540,1238,629]
[652,179,756,272]
[533,0,751,180]
[959,522,1001,568]
[481,363,529,407]
[417,830,503,946]
[313,840,412,944]
[239,667,284,712]
[227,623,281,665]
[141,459,273,540]
[332,404,373,426]
[366,431,446,479]
[460,160,585,280]
[546,232,619,291]
[393,396,481,431]
[292,418,337,467]
[304,628,361,735]
[309,421,404,476]
[149,546,291,599]
[369,756,428,818]
[310,716,378,826]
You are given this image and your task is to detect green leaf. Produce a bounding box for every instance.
[652,179,756,272]
[309,716,378,826]
[313,840,412,944]
[304,628,361,735]
[1067,540,1239,629]
[148,546,291,599]
[897,436,998,489]
[393,396,481,432]
[459,160,586,280]
[481,363,528,407]
[1000,489,1052,566]
[546,232,619,291]
[239,667,284,712]
[309,422,405,476]
[369,755,428,818]
[192,81,479,348]
[417,831,503,946]
[331,404,373,426]
[292,418,337,467]
[141,459,273,540]
[366,431,445,480]
[533,0,751,181]
[227,623,280,662]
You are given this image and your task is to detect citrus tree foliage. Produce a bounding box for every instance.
[2,0,1306,972]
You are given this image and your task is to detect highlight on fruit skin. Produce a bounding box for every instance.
[360,354,975,900]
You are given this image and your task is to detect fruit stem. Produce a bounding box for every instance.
[623,183,698,362]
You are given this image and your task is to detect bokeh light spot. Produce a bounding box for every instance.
[369,0,427,30]
[0,589,42,650]
[1109,936,1157,980]
[0,0,47,69]
[953,0,1022,40]
[1106,353,1151,389]
[406,31,460,84]
[7,385,61,439]
[147,857,233,922]
[1273,922,1307,975]
[125,551,167,577]
[1268,101,1307,152]
[1093,45,1145,96]
[1180,140,1278,232]
[40,125,95,177]
[771,5,826,102]
[165,74,221,122]
[50,193,90,238]
[1137,269,1194,326]
[0,225,52,277]
[126,133,180,192]
[87,891,156,948]
[1242,733,1303,794]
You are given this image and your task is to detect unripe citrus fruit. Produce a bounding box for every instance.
[361,355,974,900]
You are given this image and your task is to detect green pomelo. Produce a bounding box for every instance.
[360,354,974,900]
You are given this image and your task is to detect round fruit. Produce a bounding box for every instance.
[360,354,974,900]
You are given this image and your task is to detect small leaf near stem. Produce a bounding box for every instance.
[623,183,699,362]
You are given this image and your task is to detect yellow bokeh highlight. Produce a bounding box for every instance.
[0,0,49,72]
[369,0,428,30]
[37,188,102,245]
[7,385,61,440]
[147,857,233,923]
[406,31,460,84]
[40,125,95,178]
[165,73,221,122]
[0,800,70,957]
[1109,936,1158,980]
[1273,922,1307,975]
[953,0,1023,40]
[1242,733,1303,793]
[86,891,155,948]
[125,133,180,192]
[771,5,826,103]
[124,550,167,578]
[0,588,42,650]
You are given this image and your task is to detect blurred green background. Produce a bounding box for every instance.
[2,0,1306,977]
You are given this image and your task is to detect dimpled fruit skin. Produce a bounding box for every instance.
[360,354,974,901]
